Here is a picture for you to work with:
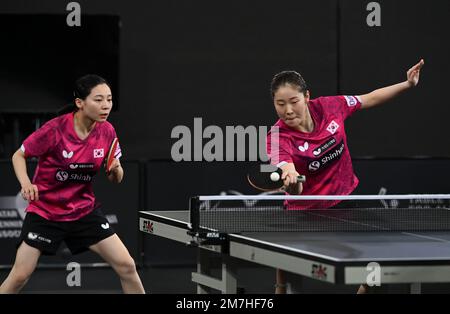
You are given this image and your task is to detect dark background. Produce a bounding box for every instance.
[0,0,448,159]
[0,0,449,294]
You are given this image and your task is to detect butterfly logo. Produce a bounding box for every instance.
[27,232,38,240]
[298,142,309,152]
[62,150,74,159]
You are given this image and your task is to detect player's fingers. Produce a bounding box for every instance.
[416,59,424,69]
[410,60,423,73]
[33,185,39,201]
[21,189,28,201]
[24,189,32,201]
[107,159,115,172]
[29,187,35,201]
[290,174,296,185]
[111,160,121,173]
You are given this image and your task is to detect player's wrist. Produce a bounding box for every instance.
[405,79,415,88]
[20,180,32,188]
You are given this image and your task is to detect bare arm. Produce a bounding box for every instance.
[12,149,39,201]
[359,59,424,109]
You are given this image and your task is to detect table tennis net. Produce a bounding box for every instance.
[191,195,450,233]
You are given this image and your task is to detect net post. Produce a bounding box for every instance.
[190,196,200,233]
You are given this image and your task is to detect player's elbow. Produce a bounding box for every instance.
[12,149,24,163]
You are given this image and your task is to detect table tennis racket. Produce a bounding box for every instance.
[105,137,119,173]
[247,165,306,192]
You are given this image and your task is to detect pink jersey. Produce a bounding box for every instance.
[267,95,361,209]
[21,112,122,221]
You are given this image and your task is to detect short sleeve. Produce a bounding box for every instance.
[321,95,362,120]
[266,126,293,167]
[22,122,56,158]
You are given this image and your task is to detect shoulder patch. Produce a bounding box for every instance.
[344,96,358,107]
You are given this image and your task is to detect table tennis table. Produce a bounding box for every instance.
[139,196,450,294]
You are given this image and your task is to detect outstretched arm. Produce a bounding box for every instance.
[359,59,424,109]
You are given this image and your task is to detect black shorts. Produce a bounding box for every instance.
[18,208,115,255]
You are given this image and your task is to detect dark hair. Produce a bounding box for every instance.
[57,74,111,116]
[270,71,308,98]
[73,74,110,100]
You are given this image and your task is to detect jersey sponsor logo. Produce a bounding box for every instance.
[344,95,358,107]
[308,141,345,173]
[93,148,104,158]
[298,141,309,152]
[326,120,339,135]
[308,161,321,171]
[55,170,69,181]
[55,169,94,183]
[69,163,94,170]
[62,150,74,159]
[312,138,337,156]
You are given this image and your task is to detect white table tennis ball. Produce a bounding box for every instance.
[270,172,280,182]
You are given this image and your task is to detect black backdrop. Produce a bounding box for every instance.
[0,0,449,159]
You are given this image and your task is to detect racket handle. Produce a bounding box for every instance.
[297,175,306,183]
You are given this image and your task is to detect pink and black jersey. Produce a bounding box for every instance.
[267,95,362,209]
[21,112,122,221]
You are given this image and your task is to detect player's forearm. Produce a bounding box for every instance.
[360,81,412,109]
[108,166,124,183]
[11,150,32,187]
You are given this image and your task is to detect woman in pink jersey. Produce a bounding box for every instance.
[267,59,424,294]
[0,75,145,293]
